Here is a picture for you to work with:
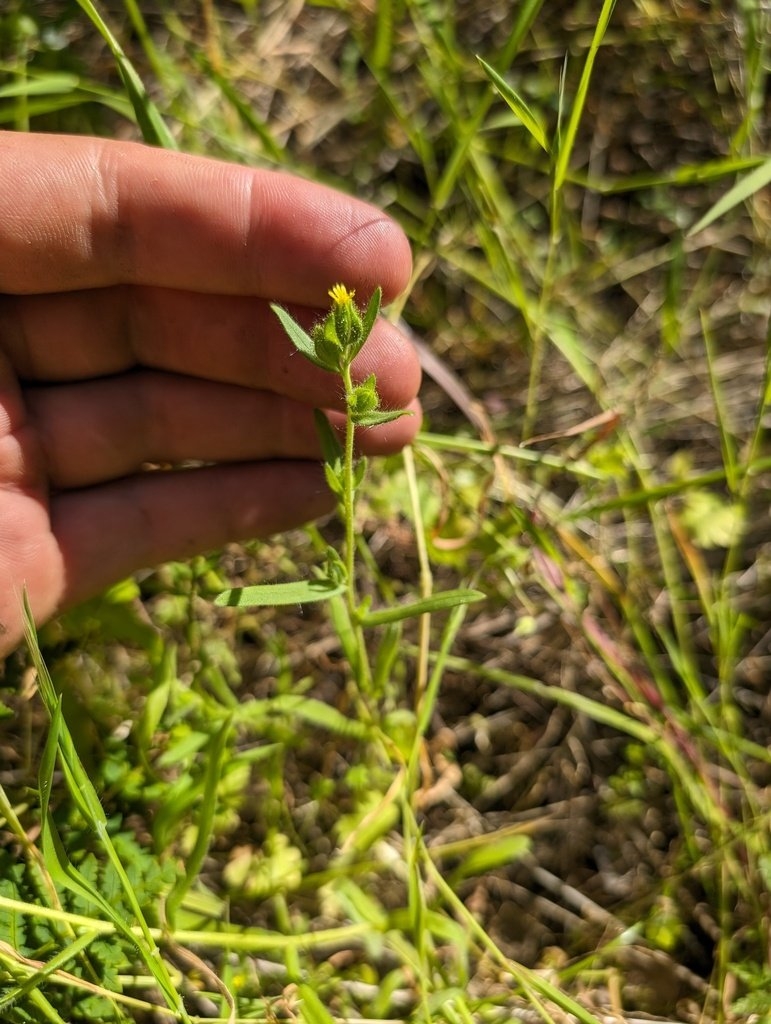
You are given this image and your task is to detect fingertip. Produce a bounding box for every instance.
[255,170,412,306]
[372,214,413,303]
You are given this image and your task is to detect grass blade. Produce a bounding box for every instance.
[688,156,771,235]
[236,694,370,741]
[24,597,192,1023]
[165,715,233,926]
[358,588,484,627]
[73,0,176,147]
[553,0,618,191]
[477,57,549,152]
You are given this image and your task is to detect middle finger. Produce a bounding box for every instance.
[2,285,422,410]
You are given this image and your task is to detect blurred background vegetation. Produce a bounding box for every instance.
[1,2,770,1022]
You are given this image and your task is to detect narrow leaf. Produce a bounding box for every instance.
[270,695,369,739]
[373,621,403,692]
[166,715,234,925]
[477,57,549,152]
[454,835,531,880]
[323,462,344,495]
[73,0,176,148]
[352,408,413,428]
[271,304,331,370]
[350,286,382,362]
[358,588,485,627]
[313,408,344,462]
[214,578,346,608]
[299,983,336,1024]
[0,73,81,99]
[553,0,618,190]
[688,156,771,235]
[353,455,369,488]
[38,698,61,826]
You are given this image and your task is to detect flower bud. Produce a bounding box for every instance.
[328,283,364,353]
[312,313,343,371]
[348,373,380,418]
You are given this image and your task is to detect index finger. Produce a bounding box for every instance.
[0,133,412,303]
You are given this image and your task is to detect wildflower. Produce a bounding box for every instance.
[314,283,366,368]
[329,283,356,307]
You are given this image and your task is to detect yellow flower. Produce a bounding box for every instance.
[328,283,356,307]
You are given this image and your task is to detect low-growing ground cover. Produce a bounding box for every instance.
[1,2,770,1022]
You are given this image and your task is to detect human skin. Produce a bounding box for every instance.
[0,132,422,657]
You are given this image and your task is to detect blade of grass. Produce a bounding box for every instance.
[0,929,100,1013]
[432,0,546,212]
[688,157,771,235]
[416,816,604,1024]
[73,0,176,147]
[730,1,770,152]
[477,57,549,152]
[358,588,484,627]
[165,714,233,927]
[0,89,133,123]
[553,0,618,192]
[406,598,478,794]
[187,46,284,163]
[24,597,192,1023]
[370,0,401,74]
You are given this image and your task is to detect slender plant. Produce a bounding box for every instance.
[214,284,483,697]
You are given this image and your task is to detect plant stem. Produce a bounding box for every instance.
[341,361,372,693]
[342,362,358,611]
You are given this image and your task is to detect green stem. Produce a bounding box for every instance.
[341,362,372,693]
[342,363,358,610]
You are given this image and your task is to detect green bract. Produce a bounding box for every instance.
[271,284,384,375]
[348,373,380,417]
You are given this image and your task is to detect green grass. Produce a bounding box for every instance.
[1,1,770,1022]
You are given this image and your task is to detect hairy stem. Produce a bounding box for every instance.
[341,361,372,693]
[342,362,358,610]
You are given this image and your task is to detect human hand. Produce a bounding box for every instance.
[0,132,421,657]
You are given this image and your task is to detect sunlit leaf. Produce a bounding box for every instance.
[453,835,531,880]
[298,983,336,1024]
[73,0,176,148]
[358,588,485,627]
[271,304,331,370]
[351,408,413,428]
[214,578,346,607]
[477,57,549,152]
[0,73,80,98]
[553,0,618,190]
[689,157,771,235]
[349,286,382,362]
